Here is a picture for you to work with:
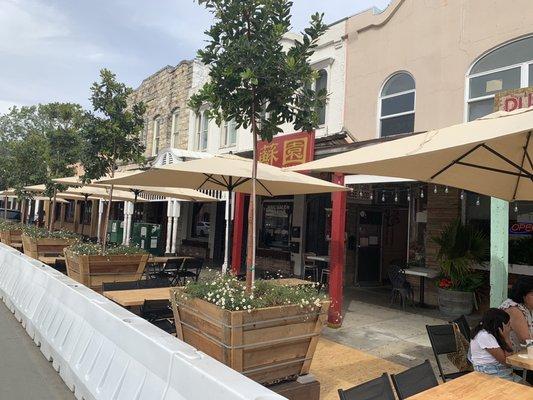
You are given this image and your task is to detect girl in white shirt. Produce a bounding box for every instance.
[469,308,519,381]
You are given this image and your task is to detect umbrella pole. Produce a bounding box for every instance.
[49,188,57,232]
[80,194,88,237]
[4,195,7,220]
[102,183,114,252]
[222,188,232,274]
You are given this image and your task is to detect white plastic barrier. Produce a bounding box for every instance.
[0,243,285,400]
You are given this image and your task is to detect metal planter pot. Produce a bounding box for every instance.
[438,287,474,316]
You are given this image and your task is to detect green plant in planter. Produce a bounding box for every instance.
[68,242,147,256]
[0,220,23,231]
[22,225,80,240]
[433,219,488,292]
[178,273,326,312]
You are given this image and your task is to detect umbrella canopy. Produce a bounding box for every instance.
[290,107,533,201]
[98,154,348,195]
[54,173,218,202]
[63,186,147,203]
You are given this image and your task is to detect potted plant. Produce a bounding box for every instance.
[21,226,80,260]
[64,243,149,292]
[433,219,488,315]
[171,274,329,385]
[0,220,24,250]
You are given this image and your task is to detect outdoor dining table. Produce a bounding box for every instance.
[507,351,533,382]
[103,287,174,307]
[403,266,439,307]
[406,371,532,399]
[305,255,330,263]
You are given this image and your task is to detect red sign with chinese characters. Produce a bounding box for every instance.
[257,131,315,168]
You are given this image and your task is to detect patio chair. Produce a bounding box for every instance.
[304,252,319,282]
[451,314,471,341]
[391,359,438,400]
[140,299,176,335]
[337,373,395,400]
[153,259,185,282]
[388,265,414,310]
[174,257,203,285]
[426,324,471,382]
[101,280,140,292]
[138,277,172,289]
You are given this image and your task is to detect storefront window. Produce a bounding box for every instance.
[190,203,212,240]
[261,201,293,250]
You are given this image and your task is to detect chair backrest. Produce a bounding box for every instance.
[391,360,438,400]
[183,257,204,272]
[426,324,457,380]
[451,315,471,341]
[138,277,172,289]
[338,373,395,400]
[101,280,139,292]
[140,299,172,318]
[388,265,407,289]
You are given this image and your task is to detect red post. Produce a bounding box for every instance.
[329,173,346,327]
[231,193,246,275]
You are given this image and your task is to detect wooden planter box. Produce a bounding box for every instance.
[65,249,149,292]
[0,229,23,250]
[21,234,77,260]
[170,289,329,385]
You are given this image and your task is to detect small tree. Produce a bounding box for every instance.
[80,69,145,249]
[189,0,327,291]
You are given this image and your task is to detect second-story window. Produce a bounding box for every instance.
[221,119,237,147]
[171,109,180,148]
[196,111,209,151]
[316,69,328,126]
[379,72,416,137]
[152,117,160,156]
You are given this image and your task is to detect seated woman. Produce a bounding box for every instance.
[500,276,533,383]
[469,308,519,381]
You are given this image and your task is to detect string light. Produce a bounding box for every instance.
[359,190,363,198]
[476,196,480,206]
[420,188,424,199]
[444,186,449,194]
[370,192,373,200]
[433,185,438,194]
[460,190,465,200]
[394,192,398,203]
[514,203,519,213]
[407,191,411,202]
[381,192,386,202]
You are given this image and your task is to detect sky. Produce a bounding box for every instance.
[0,0,391,114]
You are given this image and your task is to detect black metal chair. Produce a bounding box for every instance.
[140,299,176,334]
[426,324,471,382]
[101,280,139,292]
[388,265,414,310]
[138,277,172,289]
[391,360,438,400]
[338,373,395,400]
[451,315,471,341]
[174,258,203,285]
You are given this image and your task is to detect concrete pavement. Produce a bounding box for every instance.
[0,302,74,400]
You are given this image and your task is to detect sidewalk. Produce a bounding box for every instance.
[0,302,74,400]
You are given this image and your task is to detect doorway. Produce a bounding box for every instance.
[356,210,383,285]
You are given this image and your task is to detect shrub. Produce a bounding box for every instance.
[67,242,147,256]
[22,225,80,240]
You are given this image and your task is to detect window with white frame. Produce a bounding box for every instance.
[316,69,328,126]
[170,109,179,148]
[151,117,161,156]
[220,119,237,147]
[467,36,533,122]
[195,111,209,151]
[379,72,415,137]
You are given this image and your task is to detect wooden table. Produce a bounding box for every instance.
[103,287,173,307]
[148,256,192,265]
[507,351,533,382]
[406,371,532,399]
[306,255,330,263]
[274,278,316,287]
[403,267,439,307]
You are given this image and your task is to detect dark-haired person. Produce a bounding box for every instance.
[469,308,519,381]
[500,276,533,383]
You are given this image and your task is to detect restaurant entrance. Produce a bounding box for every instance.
[356,210,382,285]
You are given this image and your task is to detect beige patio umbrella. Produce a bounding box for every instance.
[289,107,533,202]
[99,154,348,276]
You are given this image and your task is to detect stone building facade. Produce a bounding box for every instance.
[128,60,194,157]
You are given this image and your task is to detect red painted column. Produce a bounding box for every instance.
[329,173,346,327]
[231,193,246,275]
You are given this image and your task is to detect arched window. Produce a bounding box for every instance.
[195,111,209,151]
[316,69,328,125]
[151,117,161,156]
[221,119,237,147]
[379,72,415,137]
[467,36,533,121]
[170,109,180,148]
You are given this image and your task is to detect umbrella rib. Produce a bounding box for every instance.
[512,131,532,200]
[232,177,250,190]
[256,180,274,197]
[455,161,532,178]
[481,143,532,177]
[430,144,484,180]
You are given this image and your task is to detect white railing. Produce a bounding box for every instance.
[0,243,285,400]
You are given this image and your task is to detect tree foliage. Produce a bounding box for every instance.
[189,0,327,141]
[80,69,146,182]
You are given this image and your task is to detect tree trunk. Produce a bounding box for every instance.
[49,188,57,232]
[101,168,115,252]
[246,125,258,292]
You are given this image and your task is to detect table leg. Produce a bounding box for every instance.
[522,368,527,383]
